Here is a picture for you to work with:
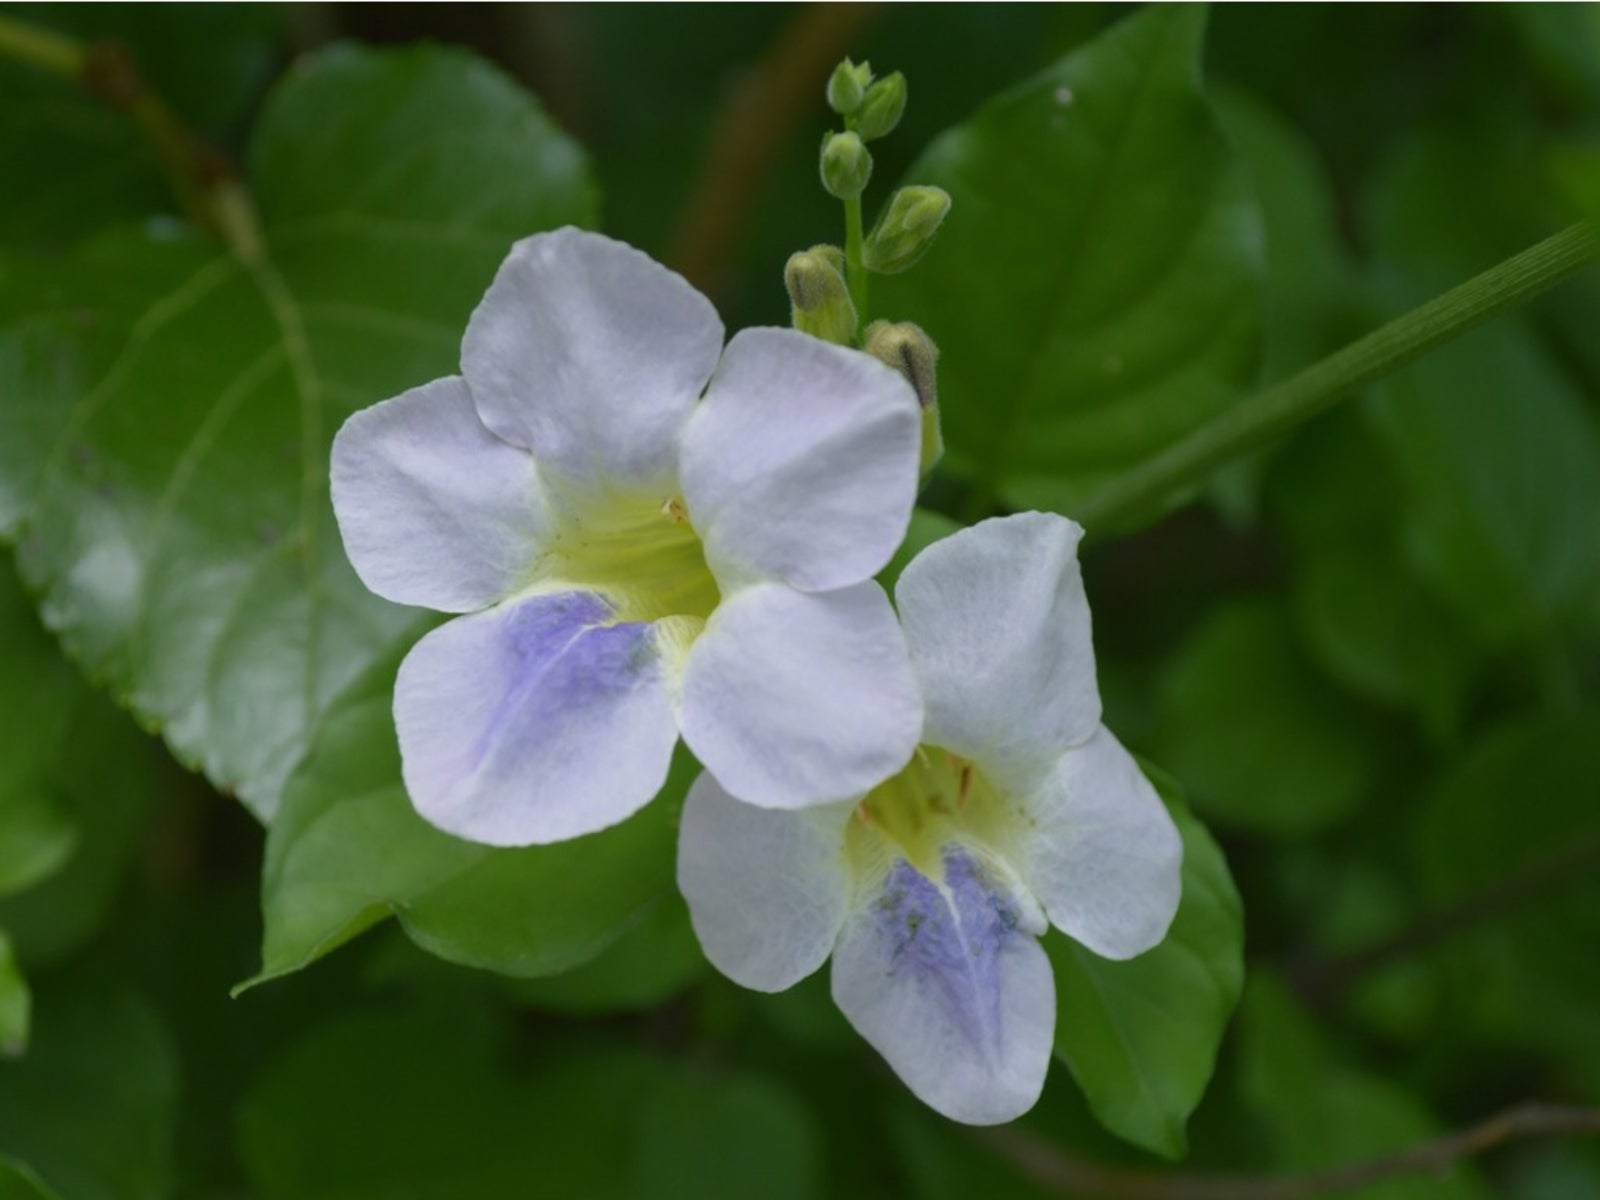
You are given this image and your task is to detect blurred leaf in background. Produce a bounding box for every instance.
[0,4,284,250]
[0,987,177,1200]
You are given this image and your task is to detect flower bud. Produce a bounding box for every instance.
[855,72,907,141]
[863,185,951,274]
[784,246,857,345]
[819,131,872,200]
[826,58,873,116]
[864,320,939,411]
[864,319,944,477]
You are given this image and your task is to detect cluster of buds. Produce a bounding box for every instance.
[788,58,951,476]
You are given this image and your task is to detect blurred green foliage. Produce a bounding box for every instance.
[1,4,1598,1198]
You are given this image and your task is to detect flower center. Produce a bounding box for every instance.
[849,746,1015,881]
[531,491,720,627]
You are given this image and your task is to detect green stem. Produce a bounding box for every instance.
[844,192,869,333]
[1073,221,1600,534]
[0,13,263,262]
[0,13,84,76]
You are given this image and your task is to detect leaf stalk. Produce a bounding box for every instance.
[1074,222,1600,534]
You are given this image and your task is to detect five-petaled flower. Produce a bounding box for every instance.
[331,228,925,846]
[677,512,1184,1124]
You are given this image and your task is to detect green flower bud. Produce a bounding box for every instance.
[866,320,944,476]
[863,185,951,274]
[864,320,939,411]
[784,246,857,345]
[855,71,907,141]
[819,131,872,201]
[826,58,873,116]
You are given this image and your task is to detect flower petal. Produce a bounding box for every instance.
[831,846,1054,1125]
[330,376,545,613]
[1022,726,1183,960]
[681,328,921,592]
[460,228,724,492]
[678,581,920,810]
[895,512,1100,777]
[394,589,678,846]
[677,771,855,992]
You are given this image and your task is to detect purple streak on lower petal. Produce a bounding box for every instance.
[471,590,657,769]
[872,847,1026,1057]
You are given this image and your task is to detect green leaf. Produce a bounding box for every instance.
[1294,548,1473,739]
[0,1156,60,1200]
[1046,762,1244,1159]
[1212,86,1355,385]
[0,557,162,964]
[247,652,690,990]
[0,988,177,1200]
[0,561,77,897]
[878,5,1262,520]
[1418,714,1600,1062]
[1238,974,1491,1200]
[508,894,707,1016]
[0,43,597,819]
[1264,409,1478,738]
[1154,599,1379,838]
[0,699,157,965]
[0,930,26,1058]
[1366,319,1600,648]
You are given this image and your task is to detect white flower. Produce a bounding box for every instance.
[330,228,924,846]
[677,512,1183,1124]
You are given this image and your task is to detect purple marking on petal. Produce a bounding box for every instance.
[872,847,1026,1057]
[471,590,658,769]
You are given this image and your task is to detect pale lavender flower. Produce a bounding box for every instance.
[331,228,923,846]
[678,513,1183,1124]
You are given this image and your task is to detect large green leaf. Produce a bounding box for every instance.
[1238,974,1490,1200]
[877,5,1262,519]
[247,653,691,990]
[0,988,177,1200]
[1045,763,1244,1159]
[0,44,596,819]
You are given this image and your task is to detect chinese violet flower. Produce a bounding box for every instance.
[677,513,1183,1124]
[330,228,924,846]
